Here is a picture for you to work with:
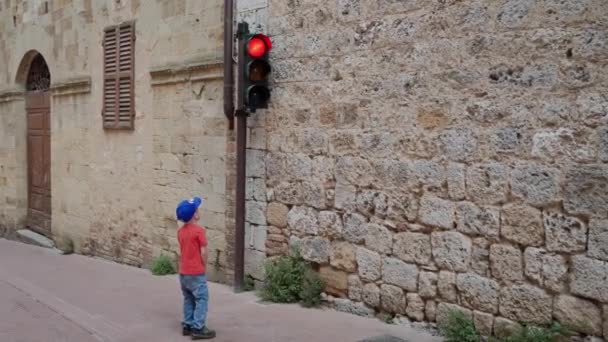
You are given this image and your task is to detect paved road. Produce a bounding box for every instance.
[0,239,441,342]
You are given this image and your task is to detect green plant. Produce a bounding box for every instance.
[150,255,177,275]
[261,252,323,307]
[261,254,307,303]
[244,274,256,291]
[382,313,395,324]
[441,310,575,342]
[299,268,324,308]
[440,310,480,342]
[493,322,574,342]
[59,236,74,255]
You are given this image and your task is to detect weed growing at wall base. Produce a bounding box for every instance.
[150,255,177,275]
[261,252,324,307]
[441,310,576,342]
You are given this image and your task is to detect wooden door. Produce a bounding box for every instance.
[26,91,51,235]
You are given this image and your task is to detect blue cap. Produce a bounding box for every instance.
[176,197,203,222]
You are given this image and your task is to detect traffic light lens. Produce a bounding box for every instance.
[248,85,270,107]
[248,37,267,57]
[248,60,271,81]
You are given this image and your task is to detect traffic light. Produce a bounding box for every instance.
[237,24,272,114]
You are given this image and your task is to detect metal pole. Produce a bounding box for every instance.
[234,113,246,292]
[222,0,234,128]
[233,22,249,292]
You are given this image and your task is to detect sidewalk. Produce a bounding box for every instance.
[0,239,441,342]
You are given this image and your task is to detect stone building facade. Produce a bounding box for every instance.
[0,0,234,283]
[1,0,608,339]
[239,0,608,339]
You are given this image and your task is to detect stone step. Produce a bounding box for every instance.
[16,229,56,249]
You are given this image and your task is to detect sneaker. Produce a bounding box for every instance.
[191,327,216,340]
[182,325,192,336]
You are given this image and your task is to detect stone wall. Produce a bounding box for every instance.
[243,0,608,338]
[0,0,233,282]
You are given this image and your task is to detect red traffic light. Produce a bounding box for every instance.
[247,34,272,58]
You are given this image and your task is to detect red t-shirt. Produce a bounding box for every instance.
[177,223,208,275]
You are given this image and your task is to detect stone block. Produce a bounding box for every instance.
[394,232,432,265]
[386,192,419,223]
[246,149,266,178]
[343,212,368,244]
[490,244,523,282]
[474,311,494,336]
[419,195,455,229]
[455,202,500,238]
[380,284,406,315]
[544,211,587,253]
[246,224,267,252]
[244,248,266,280]
[577,92,608,127]
[440,127,478,162]
[431,231,472,272]
[362,283,380,307]
[496,0,534,28]
[438,271,458,303]
[372,159,409,187]
[334,298,375,317]
[471,238,490,277]
[319,266,348,296]
[457,273,499,314]
[246,201,267,226]
[246,177,266,201]
[365,223,392,255]
[334,182,357,210]
[287,206,319,235]
[436,303,472,329]
[511,165,560,207]
[564,165,608,218]
[418,271,438,299]
[589,219,608,261]
[266,152,311,183]
[499,284,552,324]
[570,255,608,303]
[335,156,374,186]
[300,237,330,264]
[493,317,521,339]
[466,163,510,205]
[447,163,466,200]
[406,293,425,321]
[409,159,445,191]
[598,126,608,162]
[356,190,389,218]
[491,127,522,155]
[319,211,343,239]
[273,182,304,205]
[425,300,437,322]
[524,247,568,293]
[266,202,288,228]
[330,241,356,272]
[554,295,602,336]
[501,204,543,247]
[302,181,326,209]
[356,247,382,282]
[382,257,418,292]
[348,275,363,301]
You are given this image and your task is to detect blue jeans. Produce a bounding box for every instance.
[180,274,208,330]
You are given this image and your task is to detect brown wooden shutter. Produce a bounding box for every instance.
[103,22,135,130]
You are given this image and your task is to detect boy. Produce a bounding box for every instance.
[176,197,216,340]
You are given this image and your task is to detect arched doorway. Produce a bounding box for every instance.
[24,54,51,236]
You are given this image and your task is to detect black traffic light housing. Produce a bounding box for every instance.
[237,22,272,114]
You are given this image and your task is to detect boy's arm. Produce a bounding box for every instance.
[199,229,209,268]
[201,246,208,268]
